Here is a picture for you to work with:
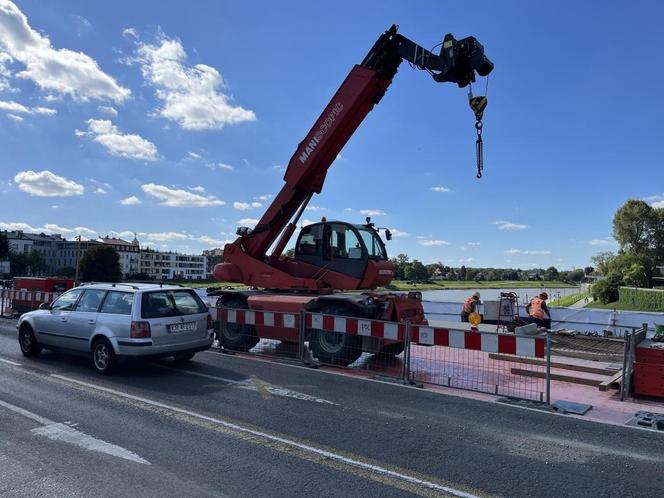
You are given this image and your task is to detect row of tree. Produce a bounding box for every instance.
[389,253,589,283]
[591,200,664,303]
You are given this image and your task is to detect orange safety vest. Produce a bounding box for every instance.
[462,297,476,314]
[529,297,545,319]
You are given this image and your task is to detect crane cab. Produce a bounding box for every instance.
[294,221,389,280]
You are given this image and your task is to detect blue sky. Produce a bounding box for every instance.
[0,0,662,270]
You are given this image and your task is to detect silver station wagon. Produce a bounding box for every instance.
[16,283,214,374]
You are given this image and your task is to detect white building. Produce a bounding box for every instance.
[140,249,207,280]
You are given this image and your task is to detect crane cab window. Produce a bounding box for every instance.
[357,227,386,260]
[326,224,363,260]
[296,224,323,256]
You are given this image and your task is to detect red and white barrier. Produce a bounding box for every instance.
[222,308,298,329]
[218,307,546,359]
[411,325,545,358]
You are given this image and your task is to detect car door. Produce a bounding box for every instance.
[66,289,107,351]
[34,288,84,347]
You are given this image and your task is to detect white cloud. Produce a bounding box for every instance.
[305,205,325,212]
[132,34,256,130]
[389,228,408,237]
[418,239,450,246]
[0,99,56,116]
[233,201,262,210]
[254,194,273,201]
[122,27,138,39]
[187,151,202,160]
[78,119,159,161]
[344,207,353,212]
[93,187,107,194]
[360,209,386,217]
[589,238,616,246]
[505,249,552,255]
[467,242,481,246]
[144,231,188,242]
[492,220,528,231]
[429,186,450,193]
[217,162,234,171]
[195,235,231,246]
[141,183,225,207]
[0,221,95,237]
[458,257,474,263]
[119,195,141,205]
[237,218,259,227]
[98,105,117,116]
[14,170,84,197]
[644,194,664,209]
[189,185,206,193]
[7,113,22,122]
[0,1,130,102]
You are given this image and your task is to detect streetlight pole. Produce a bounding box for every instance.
[74,235,81,285]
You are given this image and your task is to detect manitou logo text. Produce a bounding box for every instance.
[298,102,344,164]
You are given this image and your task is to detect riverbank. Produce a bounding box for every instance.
[585,300,664,312]
[380,280,575,291]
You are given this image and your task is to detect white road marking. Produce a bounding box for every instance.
[50,374,478,498]
[0,358,22,366]
[153,363,337,405]
[0,399,150,465]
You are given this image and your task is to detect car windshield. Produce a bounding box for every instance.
[357,227,386,260]
[141,290,208,319]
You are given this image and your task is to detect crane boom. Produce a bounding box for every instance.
[215,25,493,289]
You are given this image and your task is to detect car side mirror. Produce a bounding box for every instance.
[39,302,51,311]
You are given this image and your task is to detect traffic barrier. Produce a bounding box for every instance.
[0,288,61,316]
[215,305,552,401]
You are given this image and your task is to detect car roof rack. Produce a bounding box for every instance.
[110,283,140,290]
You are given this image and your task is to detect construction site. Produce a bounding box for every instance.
[1,1,663,496]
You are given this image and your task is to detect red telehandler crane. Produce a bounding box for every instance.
[212,25,493,365]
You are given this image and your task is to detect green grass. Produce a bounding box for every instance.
[379,280,575,291]
[549,291,589,307]
[586,300,664,312]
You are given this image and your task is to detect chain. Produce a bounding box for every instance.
[468,80,488,180]
[475,120,483,179]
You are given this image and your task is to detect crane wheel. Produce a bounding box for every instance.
[218,299,260,352]
[307,304,362,366]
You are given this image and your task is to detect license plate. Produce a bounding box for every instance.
[168,321,197,333]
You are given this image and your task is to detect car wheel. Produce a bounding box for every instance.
[18,324,42,357]
[173,351,196,362]
[92,338,117,375]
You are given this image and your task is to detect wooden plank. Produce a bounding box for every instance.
[489,353,619,375]
[510,368,603,387]
[598,370,623,392]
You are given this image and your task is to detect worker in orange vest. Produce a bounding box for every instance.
[461,292,481,322]
[526,292,551,328]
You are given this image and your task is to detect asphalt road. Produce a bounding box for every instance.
[0,319,662,498]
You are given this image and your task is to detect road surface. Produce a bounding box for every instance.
[0,319,662,497]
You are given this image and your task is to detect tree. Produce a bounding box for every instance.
[125,272,152,281]
[545,266,559,281]
[9,252,28,276]
[612,200,657,255]
[55,266,76,278]
[405,260,428,282]
[592,273,622,304]
[459,265,467,280]
[79,246,121,282]
[27,250,46,276]
[392,253,410,280]
[591,252,615,276]
[0,232,8,259]
[567,269,585,282]
[584,266,594,275]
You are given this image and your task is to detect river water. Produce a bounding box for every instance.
[421,287,581,304]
